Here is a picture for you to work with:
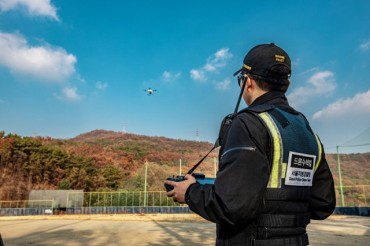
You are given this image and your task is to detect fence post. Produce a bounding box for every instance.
[89,192,91,207]
[144,161,148,207]
[125,191,128,206]
[160,192,162,206]
[179,159,182,176]
[363,185,367,206]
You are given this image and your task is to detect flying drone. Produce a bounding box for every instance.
[144,88,157,96]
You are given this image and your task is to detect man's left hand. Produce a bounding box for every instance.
[164,174,196,204]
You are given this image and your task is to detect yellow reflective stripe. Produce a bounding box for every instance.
[243,64,252,70]
[314,134,322,172]
[281,163,287,179]
[259,112,283,188]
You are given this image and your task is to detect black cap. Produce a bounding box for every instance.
[234,43,291,84]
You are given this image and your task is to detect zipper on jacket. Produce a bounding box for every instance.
[221,146,256,160]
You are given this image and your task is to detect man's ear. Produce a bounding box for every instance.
[246,76,254,91]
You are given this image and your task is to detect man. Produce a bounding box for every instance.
[165,43,336,245]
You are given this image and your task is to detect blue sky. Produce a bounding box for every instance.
[0,0,369,153]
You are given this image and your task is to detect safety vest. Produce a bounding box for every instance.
[250,107,322,246]
[259,107,322,189]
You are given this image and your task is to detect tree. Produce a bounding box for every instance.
[102,165,123,189]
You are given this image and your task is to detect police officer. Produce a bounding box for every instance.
[165,43,336,246]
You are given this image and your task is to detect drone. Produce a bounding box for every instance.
[144,88,157,96]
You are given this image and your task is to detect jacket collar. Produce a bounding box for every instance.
[248,91,298,114]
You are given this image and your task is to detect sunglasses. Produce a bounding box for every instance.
[237,73,248,87]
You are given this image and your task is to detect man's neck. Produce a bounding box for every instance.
[249,91,288,107]
[249,89,268,105]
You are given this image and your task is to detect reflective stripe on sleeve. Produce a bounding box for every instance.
[281,163,287,179]
[314,134,322,173]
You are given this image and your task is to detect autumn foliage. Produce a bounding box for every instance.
[0,130,218,200]
[1,130,369,204]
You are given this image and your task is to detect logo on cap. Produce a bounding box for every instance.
[243,64,252,71]
[275,54,285,62]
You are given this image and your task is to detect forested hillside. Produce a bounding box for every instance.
[0,130,218,200]
[0,130,369,201]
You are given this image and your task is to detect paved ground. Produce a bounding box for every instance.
[0,214,369,245]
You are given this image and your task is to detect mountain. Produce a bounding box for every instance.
[0,130,369,204]
[0,130,218,200]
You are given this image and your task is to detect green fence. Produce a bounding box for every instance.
[0,191,178,208]
[1,186,369,209]
[336,185,370,207]
[67,191,178,207]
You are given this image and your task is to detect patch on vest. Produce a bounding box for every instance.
[285,151,316,186]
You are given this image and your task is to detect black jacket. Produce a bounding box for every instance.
[185,91,336,245]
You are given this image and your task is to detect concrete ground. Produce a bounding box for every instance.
[0,214,369,245]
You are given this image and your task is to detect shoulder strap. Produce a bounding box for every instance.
[186,144,218,175]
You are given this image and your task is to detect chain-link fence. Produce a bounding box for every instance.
[329,144,370,207]
[1,185,369,209]
[335,185,370,207]
[0,191,178,208]
[1,144,369,210]
[68,191,178,207]
[0,200,54,209]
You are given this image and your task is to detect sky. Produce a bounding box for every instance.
[0,0,369,153]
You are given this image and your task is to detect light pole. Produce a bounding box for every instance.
[336,145,345,206]
[143,161,148,207]
[179,159,182,176]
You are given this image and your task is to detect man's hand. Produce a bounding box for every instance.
[164,174,196,204]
